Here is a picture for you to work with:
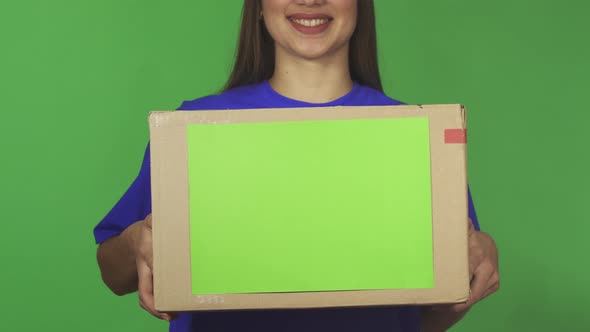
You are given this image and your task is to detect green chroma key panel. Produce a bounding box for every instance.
[186,117,434,294]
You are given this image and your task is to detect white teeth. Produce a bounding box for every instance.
[292,18,328,27]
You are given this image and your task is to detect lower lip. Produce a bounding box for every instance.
[289,19,332,35]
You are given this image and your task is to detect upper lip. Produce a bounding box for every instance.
[288,13,332,20]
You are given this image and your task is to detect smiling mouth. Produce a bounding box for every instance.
[287,14,333,34]
[290,17,331,27]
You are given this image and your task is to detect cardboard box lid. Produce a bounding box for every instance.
[149,104,469,311]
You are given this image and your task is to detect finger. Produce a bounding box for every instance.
[480,272,500,300]
[167,312,179,321]
[450,300,469,313]
[142,239,154,271]
[137,260,159,318]
[139,300,174,322]
[161,313,173,322]
[144,214,153,229]
[451,263,494,312]
[480,285,498,301]
[471,265,492,303]
[146,252,154,271]
[467,235,485,280]
[139,298,168,320]
[139,220,154,271]
[468,246,482,281]
[137,258,168,320]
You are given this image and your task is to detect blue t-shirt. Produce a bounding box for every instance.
[94,80,480,332]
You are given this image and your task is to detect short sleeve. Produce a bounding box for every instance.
[93,144,152,244]
[468,186,480,231]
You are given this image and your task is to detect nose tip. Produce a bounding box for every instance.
[295,0,326,6]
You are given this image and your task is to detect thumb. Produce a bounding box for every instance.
[144,214,153,229]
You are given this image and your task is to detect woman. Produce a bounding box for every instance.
[95,1,499,331]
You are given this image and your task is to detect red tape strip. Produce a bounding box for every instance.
[444,129,467,144]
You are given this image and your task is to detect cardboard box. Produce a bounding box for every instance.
[149,104,469,312]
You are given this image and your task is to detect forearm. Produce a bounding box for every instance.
[421,306,469,332]
[96,221,141,295]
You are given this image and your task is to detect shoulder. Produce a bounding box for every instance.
[177,83,264,111]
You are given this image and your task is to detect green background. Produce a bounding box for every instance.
[0,0,588,331]
[187,118,433,294]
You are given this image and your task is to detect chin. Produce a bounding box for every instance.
[298,51,330,60]
[291,45,336,61]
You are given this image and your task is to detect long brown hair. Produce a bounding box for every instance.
[223,0,383,92]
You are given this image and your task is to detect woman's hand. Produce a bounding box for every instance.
[451,218,500,312]
[127,214,176,321]
[421,218,499,331]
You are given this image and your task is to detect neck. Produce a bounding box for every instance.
[269,46,354,104]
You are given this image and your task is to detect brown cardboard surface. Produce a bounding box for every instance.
[149,104,469,311]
